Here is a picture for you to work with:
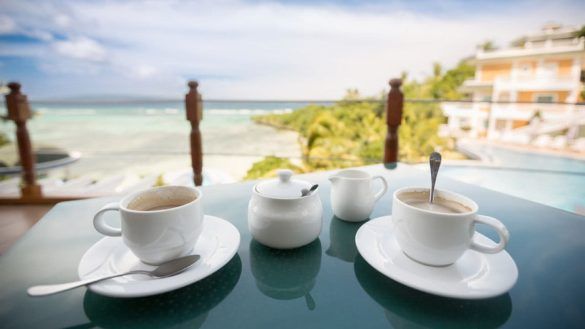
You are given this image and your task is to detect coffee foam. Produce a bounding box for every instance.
[127,186,197,211]
[399,191,472,214]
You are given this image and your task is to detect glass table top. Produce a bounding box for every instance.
[1,164,584,328]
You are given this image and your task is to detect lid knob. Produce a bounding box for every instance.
[277,169,293,183]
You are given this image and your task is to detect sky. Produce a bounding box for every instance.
[0,0,584,100]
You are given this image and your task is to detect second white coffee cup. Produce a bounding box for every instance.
[93,185,204,265]
[392,187,509,266]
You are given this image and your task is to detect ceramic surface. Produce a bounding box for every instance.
[392,187,509,266]
[256,169,311,198]
[248,172,322,249]
[93,186,204,265]
[79,215,240,298]
[356,216,518,299]
[330,169,388,222]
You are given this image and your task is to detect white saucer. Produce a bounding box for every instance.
[355,216,518,299]
[78,215,240,298]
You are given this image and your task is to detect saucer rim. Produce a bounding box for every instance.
[355,215,518,300]
[78,214,240,298]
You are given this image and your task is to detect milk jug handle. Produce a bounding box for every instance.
[372,176,388,202]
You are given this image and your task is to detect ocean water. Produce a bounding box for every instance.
[2,101,584,214]
[0,100,323,150]
[29,100,320,133]
[442,144,585,215]
[0,100,321,180]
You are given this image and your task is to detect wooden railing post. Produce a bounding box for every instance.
[4,82,42,198]
[384,78,403,163]
[185,81,203,186]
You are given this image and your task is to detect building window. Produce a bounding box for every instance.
[534,94,557,103]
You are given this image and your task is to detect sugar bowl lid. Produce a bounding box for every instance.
[255,169,311,199]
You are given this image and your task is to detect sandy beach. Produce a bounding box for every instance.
[38,121,301,182]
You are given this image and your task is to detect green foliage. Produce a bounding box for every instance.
[577,25,585,38]
[510,36,527,48]
[0,132,9,147]
[399,103,448,162]
[425,61,475,100]
[250,98,447,176]
[478,40,497,51]
[247,60,472,178]
[244,156,304,180]
[399,60,474,101]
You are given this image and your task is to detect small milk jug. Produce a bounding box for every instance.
[329,169,388,222]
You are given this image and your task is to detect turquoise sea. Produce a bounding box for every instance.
[27,101,323,139]
[0,100,325,153]
[0,101,321,180]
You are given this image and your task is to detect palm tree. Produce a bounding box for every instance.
[478,40,497,51]
[577,25,585,38]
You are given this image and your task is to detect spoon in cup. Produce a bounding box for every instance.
[301,184,319,197]
[429,152,442,204]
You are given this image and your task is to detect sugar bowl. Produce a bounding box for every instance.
[248,169,323,249]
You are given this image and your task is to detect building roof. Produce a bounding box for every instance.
[472,24,585,63]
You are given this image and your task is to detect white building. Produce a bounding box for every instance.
[442,24,585,148]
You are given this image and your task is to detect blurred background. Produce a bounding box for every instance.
[0,0,584,226]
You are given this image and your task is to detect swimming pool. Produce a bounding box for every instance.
[440,143,585,215]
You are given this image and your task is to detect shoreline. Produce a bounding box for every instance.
[1,118,302,186]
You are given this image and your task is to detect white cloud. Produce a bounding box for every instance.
[0,0,584,99]
[132,64,158,79]
[52,37,107,62]
[0,15,16,33]
[53,14,71,28]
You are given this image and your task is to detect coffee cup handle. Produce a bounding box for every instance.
[93,202,122,237]
[470,215,509,254]
[372,176,388,202]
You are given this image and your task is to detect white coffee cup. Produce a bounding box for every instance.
[93,186,204,265]
[329,169,388,222]
[392,187,509,266]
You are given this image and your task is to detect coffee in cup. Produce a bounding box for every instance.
[399,191,471,214]
[392,187,509,267]
[93,186,203,265]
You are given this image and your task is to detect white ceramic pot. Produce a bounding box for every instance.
[329,169,388,222]
[248,169,323,249]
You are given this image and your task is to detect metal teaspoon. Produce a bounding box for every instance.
[429,152,442,204]
[301,184,319,197]
[27,254,200,297]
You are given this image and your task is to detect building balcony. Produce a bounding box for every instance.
[441,102,583,123]
[462,75,578,93]
[475,38,585,60]
[493,76,578,92]
[460,79,493,93]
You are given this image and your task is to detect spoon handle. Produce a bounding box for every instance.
[27,270,150,297]
[429,152,442,203]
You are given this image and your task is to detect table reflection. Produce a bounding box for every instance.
[326,216,366,263]
[83,254,242,329]
[354,255,512,329]
[249,239,321,310]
